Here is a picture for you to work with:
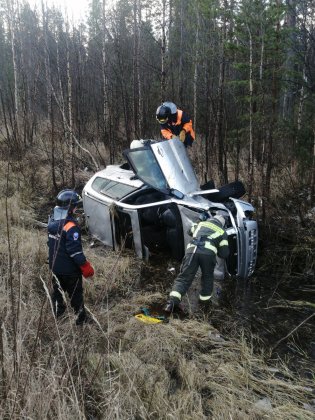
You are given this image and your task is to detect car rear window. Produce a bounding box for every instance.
[92,177,137,199]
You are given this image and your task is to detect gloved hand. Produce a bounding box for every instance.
[179,129,186,142]
[80,261,95,278]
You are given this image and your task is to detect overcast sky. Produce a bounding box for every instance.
[29,0,90,23]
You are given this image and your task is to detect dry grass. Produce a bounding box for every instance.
[0,163,314,420]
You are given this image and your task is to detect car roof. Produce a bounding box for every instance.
[94,165,144,188]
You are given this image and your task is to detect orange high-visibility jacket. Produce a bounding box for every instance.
[160,109,195,146]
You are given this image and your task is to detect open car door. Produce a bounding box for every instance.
[123,139,200,197]
[83,190,115,247]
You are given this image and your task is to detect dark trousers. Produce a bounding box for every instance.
[52,274,86,320]
[171,251,216,301]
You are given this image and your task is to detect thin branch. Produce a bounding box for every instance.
[50,83,100,171]
[272,312,315,351]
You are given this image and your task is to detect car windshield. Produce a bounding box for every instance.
[127,149,168,191]
[92,177,137,199]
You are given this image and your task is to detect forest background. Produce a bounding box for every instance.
[0,0,314,419]
[1,0,314,213]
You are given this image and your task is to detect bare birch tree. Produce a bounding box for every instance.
[65,20,75,185]
[246,22,254,200]
[160,0,167,100]
[102,0,112,162]
[133,0,142,138]
[41,0,58,190]
[5,0,19,140]
[214,5,228,185]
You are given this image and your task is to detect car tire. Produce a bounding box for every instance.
[203,181,246,202]
[218,180,246,200]
[200,179,216,190]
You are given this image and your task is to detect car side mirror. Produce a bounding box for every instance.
[170,189,184,199]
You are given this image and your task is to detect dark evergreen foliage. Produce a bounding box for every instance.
[0,0,314,206]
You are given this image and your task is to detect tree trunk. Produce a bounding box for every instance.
[282,0,296,120]
[259,20,264,81]
[137,1,142,137]
[66,22,75,186]
[160,0,167,101]
[6,0,19,143]
[193,6,200,137]
[56,32,67,140]
[102,0,112,163]
[42,0,57,191]
[214,14,227,185]
[178,0,184,103]
[262,2,281,220]
[311,128,315,206]
[247,24,254,200]
[133,0,142,138]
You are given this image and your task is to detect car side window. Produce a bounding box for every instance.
[92,177,136,199]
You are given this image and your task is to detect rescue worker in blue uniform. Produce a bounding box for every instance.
[164,213,229,313]
[48,189,95,325]
[156,101,195,148]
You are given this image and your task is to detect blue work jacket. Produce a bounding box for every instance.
[47,215,86,275]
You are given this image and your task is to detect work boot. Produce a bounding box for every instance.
[76,315,94,326]
[164,300,186,316]
[163,300,176,314]
[75,307,88,326]
[53,302,66,319]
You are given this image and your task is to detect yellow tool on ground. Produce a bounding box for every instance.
[135,313,163,324]
[134,307,169,324]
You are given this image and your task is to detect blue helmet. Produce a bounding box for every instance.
[53,189,82,220]
[156,105,171,123]
[56,189,82,209]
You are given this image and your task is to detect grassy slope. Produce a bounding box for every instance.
[0,161,314,420]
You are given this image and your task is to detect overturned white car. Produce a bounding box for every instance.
[82,138,258,279]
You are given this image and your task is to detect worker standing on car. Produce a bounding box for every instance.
[164,213,229,314]
[156,101,195,148]
[47,189,95,325]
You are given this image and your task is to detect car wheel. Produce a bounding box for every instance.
[200,179,216,190]
[203,181,246,202]
[218,181,246,200]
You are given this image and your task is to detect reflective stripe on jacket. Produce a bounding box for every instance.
[186,219,229,258]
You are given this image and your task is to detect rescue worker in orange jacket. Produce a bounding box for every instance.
[48,189,95,325]
[156,101,195,147]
